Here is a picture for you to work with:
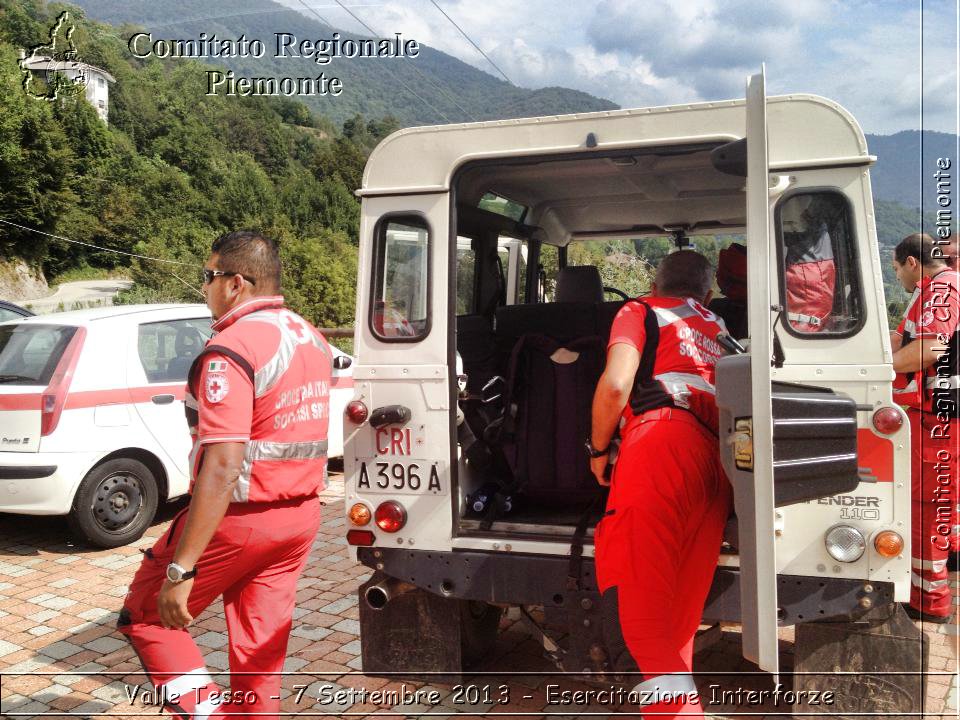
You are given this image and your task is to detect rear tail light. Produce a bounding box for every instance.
[346,400,369,424]
[347,530,375,546]
[874,530,904,558]
[349,503,372,526]
[375,501,406,533]
[825,524,866,563]
[872,407,903,435]
[41,327,86,437]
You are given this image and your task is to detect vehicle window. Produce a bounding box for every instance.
[776,192,863,336]
[0,307,25,322]
[478,192,526,222]
[137,318,213,383]
[0,325,78,385]
[372,216,430,341]
[456,238,476,315]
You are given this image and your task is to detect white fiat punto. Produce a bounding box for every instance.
[0,304,353,547]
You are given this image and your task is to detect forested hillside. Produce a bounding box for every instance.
[70,0,619,126]
[0,0,375,327]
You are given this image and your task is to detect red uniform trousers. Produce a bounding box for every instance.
[908,409,959,617]
[595,409,732,719]
[118,497,321,719]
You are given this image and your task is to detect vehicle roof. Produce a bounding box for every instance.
[361,94,869,196]
[0,304,210,327]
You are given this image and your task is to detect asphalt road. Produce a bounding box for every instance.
[17,279,133,314]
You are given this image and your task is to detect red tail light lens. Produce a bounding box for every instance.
[41,327,86,437]
[347,530,375,546]
[375,501,406,533]
[872,406,903,435]
[346,400,369,424]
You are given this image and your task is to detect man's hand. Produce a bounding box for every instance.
[158,578,194,629]
[591,455,610,486]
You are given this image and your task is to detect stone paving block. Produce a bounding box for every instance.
[84,635,127,654]
[292,606,311,619]
[77,606,111,621]
[92,680,129,702]
[27,608,58,622]
[27,625,56,636]
[73,699,112,715]
[319,597,355,615]
[34,682,74,701]
[4,654,57,673]
[331,618,360,635]
[196,631,229,649]
[0,693,29,713]
[206,650,230,670]
[38,595,77,610]
[53,661,107,686]
[4,698,52,715]
[42,640,85,659]
[0,639,22,657]
[54,555,80,564]
[340,639,361,656]
[290,625,333,641]
[283,656,309,672]
[49,577,78,588]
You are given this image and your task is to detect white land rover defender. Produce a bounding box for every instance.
[343,71,923,713]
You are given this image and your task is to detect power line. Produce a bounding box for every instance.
[427,0,512,85]
[294,0,452,122]
[326,0,470,122]
[0,218,200,267]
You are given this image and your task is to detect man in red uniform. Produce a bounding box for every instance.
[890,233,960,622]
[588,251,731,719]
[118,231,333,718]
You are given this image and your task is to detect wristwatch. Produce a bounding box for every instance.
[584,438,610,459]
[166,562,198,583]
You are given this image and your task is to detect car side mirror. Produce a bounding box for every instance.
[333,355,352,370]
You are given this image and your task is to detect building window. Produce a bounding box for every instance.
[98,100,105,109]
[97,77,105,88]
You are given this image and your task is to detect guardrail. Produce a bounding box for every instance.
[319,327,354,338]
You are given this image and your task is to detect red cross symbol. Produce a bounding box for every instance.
[285,315,305,339]
[208,379,222,394]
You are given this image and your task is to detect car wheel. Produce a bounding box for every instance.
[68,458,159,548]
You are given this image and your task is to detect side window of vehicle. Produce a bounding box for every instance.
[776,191,864,337]
[137,319,213,383]
[372,216,430,341]
[456,238,477,315]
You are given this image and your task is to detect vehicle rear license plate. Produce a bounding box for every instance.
[357,460,445,495]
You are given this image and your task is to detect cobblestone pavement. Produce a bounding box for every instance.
[0,473,957,719]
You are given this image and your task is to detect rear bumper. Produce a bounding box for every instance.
[0,451,100,515]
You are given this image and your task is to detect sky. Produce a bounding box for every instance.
[277,0,958,136]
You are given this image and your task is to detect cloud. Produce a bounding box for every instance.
[280,0,955,133]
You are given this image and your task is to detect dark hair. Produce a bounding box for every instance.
[894,232,947,268]
[655,250,713,300]
[211,230,281,294]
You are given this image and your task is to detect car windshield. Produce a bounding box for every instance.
[0,324,78,385]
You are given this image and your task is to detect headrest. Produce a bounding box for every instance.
[717,243,747,302]
[556,266,604,304]
[175,328,200,355]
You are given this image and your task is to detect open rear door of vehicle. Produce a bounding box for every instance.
[715,67,779,674]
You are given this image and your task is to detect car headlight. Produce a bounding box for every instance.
[825,524,866,563]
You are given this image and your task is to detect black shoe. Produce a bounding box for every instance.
[904,604,952,624]
[947,551,959,573]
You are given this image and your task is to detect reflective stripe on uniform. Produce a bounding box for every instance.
[655,372,717,395]
[911,557,948,572]
[234,439,329,502]
[630,673,699,704]
[649,303,701,328]
[164,667,214,697]
[248,439,328,461]
[911,572,949,591]
[903,319,916,335]
[787,312,822,327]
[194,695,223,720]
[238,311,331,397]
[893,377,919,395]
[926,375,960,390]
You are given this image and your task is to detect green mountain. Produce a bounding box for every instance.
[68,0,618,126]
[865,130,956,209]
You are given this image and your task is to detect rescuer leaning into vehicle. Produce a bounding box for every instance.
[588,251,732,719]
[889,232,960,623]
[118,231,333,718]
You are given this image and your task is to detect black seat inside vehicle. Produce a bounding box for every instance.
[166,328,203,381]
[555,266,604,303]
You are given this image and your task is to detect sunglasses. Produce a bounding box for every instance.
[202,268,257,286]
